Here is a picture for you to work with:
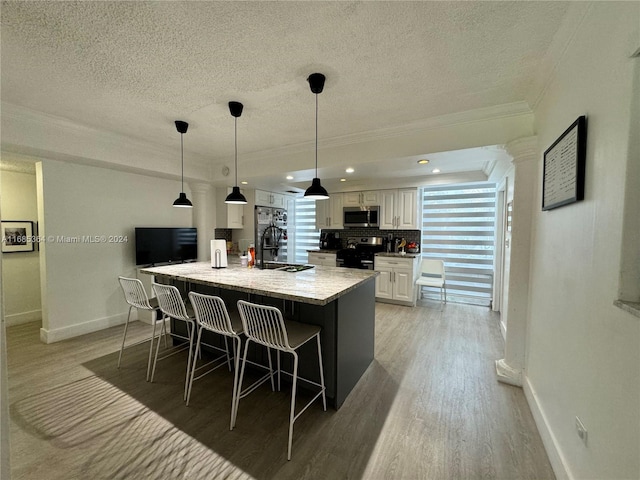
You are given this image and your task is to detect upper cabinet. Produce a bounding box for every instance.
[255,189,285,208]
[315,193,344,229]
[379,188,419,230]
[218,187,246,229]
[343,190,380,207]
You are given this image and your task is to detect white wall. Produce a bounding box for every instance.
[525,4,639,479]
[36,158,195,343]
[0,169,42,326]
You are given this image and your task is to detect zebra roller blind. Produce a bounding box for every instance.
[421,182,496,306]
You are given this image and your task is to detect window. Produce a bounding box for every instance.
[293,197,320,264]
[421,182,496,306]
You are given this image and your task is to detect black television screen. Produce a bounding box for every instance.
[135,227,197,266]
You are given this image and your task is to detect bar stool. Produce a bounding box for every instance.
[151,282,197,401]
[117,276,167,381]
[235,300,326,460]
[187,292,244,427]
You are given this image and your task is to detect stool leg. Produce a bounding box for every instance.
[229,336,241,431]
[186,326,202,406]
[267,347,275,391]
[316,334,327,411]
[184,320,196,402]
[232,339,252,429]
[146,315,159,382]
[117,306,133,369]
[287,351,299,461]
[150,316,163,383]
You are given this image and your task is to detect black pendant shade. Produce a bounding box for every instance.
[304,73,329,200]
[225,101,248,205]
[173,120,193,208]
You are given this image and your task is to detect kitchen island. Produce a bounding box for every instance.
[140,261,377,408]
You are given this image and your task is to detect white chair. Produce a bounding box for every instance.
[117,276,167,381]
[234,300,326,461]
[151,282,197,401]
[415,259,447,307]
[187,292,243,427]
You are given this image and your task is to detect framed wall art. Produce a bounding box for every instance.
[542,115,587,211]
[1,220,35,253]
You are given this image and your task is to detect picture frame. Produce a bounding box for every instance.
[1,221,35,253]
[542,115,587,211]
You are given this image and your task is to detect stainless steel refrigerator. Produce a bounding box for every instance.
[254,206,288,267]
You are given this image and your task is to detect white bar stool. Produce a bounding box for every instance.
[235,300,326,460]
[187,292,244,428]
[117,276,167,381]
[151,282,197,401]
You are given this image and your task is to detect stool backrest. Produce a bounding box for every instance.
[189,292,238,336]
[237,300,291,351]
[118,276,154,310]
[152,282,190,321]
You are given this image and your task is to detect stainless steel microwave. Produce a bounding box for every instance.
[343,206,380,228]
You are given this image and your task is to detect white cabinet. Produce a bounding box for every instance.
[374,255,420,306]
[343,190,380,207]
[307,251,337,267]
[255,189,285,208]
[218,188,246,229]
[315,193,343,229]
[379,188,419,230]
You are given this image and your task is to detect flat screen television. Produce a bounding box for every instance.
[135,227,198,266]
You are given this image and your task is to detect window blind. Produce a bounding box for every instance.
[421,183,496,306]
[294,197,320,264]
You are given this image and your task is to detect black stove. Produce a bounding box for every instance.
[336,236,384,270]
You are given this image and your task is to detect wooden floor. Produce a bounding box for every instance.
[6,301,555,480]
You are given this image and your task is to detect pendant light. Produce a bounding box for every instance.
[304,73,329,200]
[225,101,248,204]
[173,120,193,208]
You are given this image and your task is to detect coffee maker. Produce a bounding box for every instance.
[320,232,341,250]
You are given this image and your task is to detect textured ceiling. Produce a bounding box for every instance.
[1,1,572,188]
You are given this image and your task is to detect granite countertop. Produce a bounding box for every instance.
[375,252,421,259]
[307,249,340,253]
[140,260,377,306]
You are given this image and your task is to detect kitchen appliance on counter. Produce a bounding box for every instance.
[343,206,380,228]
[336,236,385,270]
[319,232,341,250]
[255,206,288,268]
[211,239,228,268]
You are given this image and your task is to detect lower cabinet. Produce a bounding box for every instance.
[374,256,419,306]
[308,251,337,267]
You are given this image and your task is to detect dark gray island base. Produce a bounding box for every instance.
[141,263,377,409]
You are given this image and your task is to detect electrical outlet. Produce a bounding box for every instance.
[575,416,588,446]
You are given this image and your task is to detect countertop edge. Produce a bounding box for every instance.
[141,266,378,306]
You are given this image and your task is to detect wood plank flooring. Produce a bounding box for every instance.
[6,301,555,480]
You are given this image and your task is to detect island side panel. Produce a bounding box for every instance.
[335,277,376,408]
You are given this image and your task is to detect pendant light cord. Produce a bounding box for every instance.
[235,117,238,186]
[315,93,318,177]
[180,133,184,193]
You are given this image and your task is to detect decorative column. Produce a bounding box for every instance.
[189,182,213,262]
[496,136,538,387]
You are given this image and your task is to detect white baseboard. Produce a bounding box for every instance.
[523,376,572,480]
[39,312,129,344]
[5,309,42,326]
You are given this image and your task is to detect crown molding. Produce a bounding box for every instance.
[215,101,533,166]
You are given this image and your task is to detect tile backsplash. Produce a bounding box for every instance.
[321,228,421,251]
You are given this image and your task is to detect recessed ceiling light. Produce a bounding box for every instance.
[432,168,441,174]
[417,159,430,165]
[286,175,294,180]
[345,167,354,173]
[340,178,346,182]
[241,181,248,185]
